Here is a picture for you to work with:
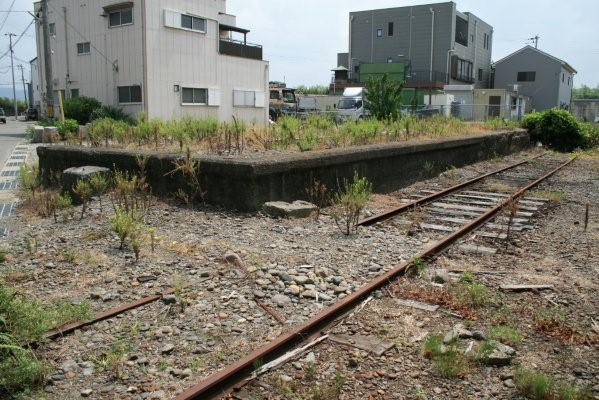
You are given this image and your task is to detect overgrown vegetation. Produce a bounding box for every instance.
[423,333,469,378]
[521,108,597,151]
[62,96,101,124]
[330,172,372,235]
[514,367,592,400]
[365,73,403,121]
[0,280,91,396]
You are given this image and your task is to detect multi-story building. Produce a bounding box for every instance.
[334,2,493,92]
[492,46,576,111]
[34,0,269,123]
[29,57,41,110]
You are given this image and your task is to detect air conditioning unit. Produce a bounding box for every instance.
[510,84,520,92]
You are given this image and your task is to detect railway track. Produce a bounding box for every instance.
[33,153,577,399]
[171,154,576,399]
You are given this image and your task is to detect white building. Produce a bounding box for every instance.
[34,0,269,123]
[29,57,41,111]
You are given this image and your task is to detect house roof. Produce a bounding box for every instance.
[492,45,577,74]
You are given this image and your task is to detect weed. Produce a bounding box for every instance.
[110,169,138,213]
[304,362,317,381]
[172,274,188,311]
[73,179,93,219]
[109,206,141,250]
[459,270,474,283]
[129,221,146,262]
[527,190,567,202]
[489,325,523,346]
[158,360,171,371]
[420,161,435,177]
[455,280,490,307]
[305,179,330,220]
[18,164,40,200]
[61,249,77,263]
[0,328,47,395]
[405,256,426,277]
[166,148,206,209]
[514,367,592,400]
[0,251,5,263]
[147,227,156,253]
[252,358,264,371]
[88,172,109,212]
[53,192,73,222]
[189,357,203,372]
[95,340,129,379]
[329,171,372,235]
[423,333,469,378]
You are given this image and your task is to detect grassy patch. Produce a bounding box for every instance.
[527,190,567,202]
[489,325,523,346]
[514,367,592,400]
[423,334,469,378]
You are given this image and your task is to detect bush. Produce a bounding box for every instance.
[55,119,79,139]
[62,96,101,125]
[330,171,372,235]
[521,108,585,151]
[90,105,133,124]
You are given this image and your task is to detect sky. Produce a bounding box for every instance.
[1,0,598,98]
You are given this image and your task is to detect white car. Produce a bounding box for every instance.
[594,113,599,123]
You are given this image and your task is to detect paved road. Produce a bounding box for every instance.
[0,118,28,167]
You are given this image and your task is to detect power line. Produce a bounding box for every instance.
[0,19,34,61]
[0,0,16,33]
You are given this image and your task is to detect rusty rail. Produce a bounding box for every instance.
[174,156,574,400]
[358,154,543,227]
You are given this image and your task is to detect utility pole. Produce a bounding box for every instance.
[5,33,18,120]
[17,64,28,108]
[528,35,540,49]
[41,0,54,118]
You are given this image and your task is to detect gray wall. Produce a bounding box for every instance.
[494,47,574,111]
[37,131,530,211]
[348,2,492,88]
[571,100,599,122]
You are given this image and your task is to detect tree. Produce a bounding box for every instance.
[365,73,403,121]
[572,84,599,99]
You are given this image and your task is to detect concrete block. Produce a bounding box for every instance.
[263,200,317,218]
[43,127,59,143]
[62,166,110,204]
[32,126,45,143]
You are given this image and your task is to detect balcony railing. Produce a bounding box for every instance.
[219,38,263,60]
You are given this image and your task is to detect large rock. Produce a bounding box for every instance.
[31,126,45,143]
[262,200,317,218]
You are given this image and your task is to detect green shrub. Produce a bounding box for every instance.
[514,367,591,400]
[55,118,79,139]
[63,96,101,124]
[90,105,133,124]
[522,108,585,151]
[423,334,469,378]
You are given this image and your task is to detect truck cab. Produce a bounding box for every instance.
[336,87,369,122]
[269,83,297,121]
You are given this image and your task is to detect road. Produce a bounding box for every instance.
[0,118,27,168]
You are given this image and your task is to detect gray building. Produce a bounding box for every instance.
[338,1,493,90]
[492,46,576,111]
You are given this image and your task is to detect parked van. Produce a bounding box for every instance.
[336,87,369,122]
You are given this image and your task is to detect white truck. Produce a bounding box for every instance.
[336,87,370,122]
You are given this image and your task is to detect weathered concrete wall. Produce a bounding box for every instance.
[37,130,531,211]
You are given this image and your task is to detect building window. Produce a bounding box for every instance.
[376,28,383,38]
[483,33,490,49]
[388,22,394,36]
[70,89,79,98]
[455,16,468,47]
[182,87,207,104]
[478,68,483,81]
[77,42,91,55]
[181,14,206,32]
[453,57,473,82]
[118,85,142,103]
[517,71,536,82]
[109,8,133,27]
[49,23,56,35]
[233,90,256,107]
[567,76,570,86]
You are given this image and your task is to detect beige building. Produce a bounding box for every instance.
[34,0,269,123]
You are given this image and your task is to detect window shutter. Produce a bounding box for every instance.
[164,10,178,28]
[254,91,265,108]
[233,90,245,106]
[208,88,220,106]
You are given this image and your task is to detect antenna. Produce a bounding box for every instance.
[527,35,540,49]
